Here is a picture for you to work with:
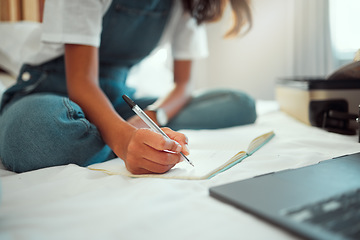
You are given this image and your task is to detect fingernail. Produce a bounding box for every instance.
[183,144,190,155]
[175,141,182,152]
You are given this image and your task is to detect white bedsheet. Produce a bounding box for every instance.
[0,100,359,240]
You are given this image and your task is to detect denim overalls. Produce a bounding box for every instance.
[1,0,173,115]
[0,0,257,173]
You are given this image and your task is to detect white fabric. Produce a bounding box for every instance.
[1,100,359,240]
[27,0,208,66]
[0,22,42,76]
[292,0,336,77]
[0,73,15,99]
[169,8,209,60]
[41,0,109,47]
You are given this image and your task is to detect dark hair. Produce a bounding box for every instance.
[181,0,252,37]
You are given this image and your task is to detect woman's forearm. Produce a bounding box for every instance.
[64,44,135,159]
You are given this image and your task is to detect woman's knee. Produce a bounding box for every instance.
[169,89,257,130]
[225,89,257,124]
[0,94,105,172]
[199,89,257,125]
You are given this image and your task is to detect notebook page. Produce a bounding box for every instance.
[89,127,273,179]
[247,131,275,155]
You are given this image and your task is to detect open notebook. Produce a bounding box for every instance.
[89,129,275,180]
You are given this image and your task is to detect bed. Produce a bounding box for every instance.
[1,68,359,239]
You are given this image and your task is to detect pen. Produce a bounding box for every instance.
[122,95,194,167]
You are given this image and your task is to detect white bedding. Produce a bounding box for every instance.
[1,96,359,240]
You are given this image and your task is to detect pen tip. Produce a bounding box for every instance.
[181,153,194,167]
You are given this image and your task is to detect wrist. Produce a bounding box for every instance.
[146,105,168,127]
[143,110,158,124]
[104,120,137,160]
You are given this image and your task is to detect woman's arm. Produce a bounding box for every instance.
[65,44,132,157]
[128,59,193,127]
[158,60,193,119]
[64,44,188,174]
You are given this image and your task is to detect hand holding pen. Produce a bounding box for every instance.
[123,95,194,166]
[124,127,190,174]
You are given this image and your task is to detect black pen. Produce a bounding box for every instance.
[122,95,194,167]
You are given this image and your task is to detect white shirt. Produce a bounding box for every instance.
[26,0,209,66]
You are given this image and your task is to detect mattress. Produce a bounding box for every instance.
[1,79,359,239]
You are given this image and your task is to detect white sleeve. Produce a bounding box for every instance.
[41,0,111,47]
[171,12,209,60]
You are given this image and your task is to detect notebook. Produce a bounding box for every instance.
[209,152,360,240]
[89,129,275,180]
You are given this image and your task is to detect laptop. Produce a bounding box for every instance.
[209,152,360,240]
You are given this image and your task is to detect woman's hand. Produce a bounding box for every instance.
[122,127,189,174]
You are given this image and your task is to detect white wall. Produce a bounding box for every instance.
[192,0,295,100]
[129,0,303,100]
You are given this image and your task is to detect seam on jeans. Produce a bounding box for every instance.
[62,97,75,121]
[62,98,90,132]
[62,98,103,141]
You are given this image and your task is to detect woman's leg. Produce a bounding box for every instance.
[167,89,257,130]
[0,94,110,173]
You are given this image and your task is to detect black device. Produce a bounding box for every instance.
[276,61,360,138]
[210,152,360,240]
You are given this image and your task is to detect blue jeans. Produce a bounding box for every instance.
[0,88,256,173]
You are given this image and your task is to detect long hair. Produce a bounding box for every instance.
[181,0,252,38]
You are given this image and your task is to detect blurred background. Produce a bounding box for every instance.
[129,0,360,100]
[1,0,359,100]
